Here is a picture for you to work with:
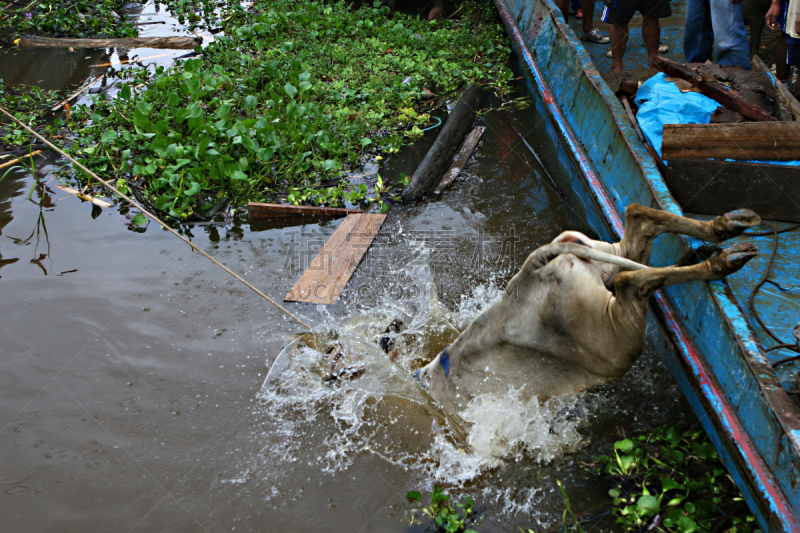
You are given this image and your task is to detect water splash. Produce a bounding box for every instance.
[255,271,587,487]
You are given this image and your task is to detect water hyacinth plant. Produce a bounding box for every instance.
[63,0,513,218]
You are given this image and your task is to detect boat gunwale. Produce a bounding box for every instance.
[492,0,800,528]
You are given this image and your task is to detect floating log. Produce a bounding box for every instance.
[664,159,800,223]
[662,122,800,161]
[0,150,43,170]
[248,202,361,220]
[434,125,485,193]
[56,185,114,208]
[284,214,387,304]
[52,74,104,111]
[17,35,201,50]
[401,85,485,201]
[751,55,800,121]
[651,56,777,122]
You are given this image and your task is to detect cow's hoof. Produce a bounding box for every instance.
[712,209,761,241]
[710,242,758,276]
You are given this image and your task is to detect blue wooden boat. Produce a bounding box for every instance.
[491,0,800,529]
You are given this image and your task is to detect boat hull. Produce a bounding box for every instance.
[493,0,800,529]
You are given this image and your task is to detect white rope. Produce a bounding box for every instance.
[545,243,648,271]
[0,105,312,330]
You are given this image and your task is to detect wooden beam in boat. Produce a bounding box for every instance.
[284,214,387,304]
[651,56,778,122]
[664,159,800,223]
[662,122,800,161]
[248,202,361,219]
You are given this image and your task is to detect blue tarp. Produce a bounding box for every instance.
[634,73,800,166]
[633,73,720,157]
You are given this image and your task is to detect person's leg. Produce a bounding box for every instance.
[641,16,661,67]
[684,0,715,62]
[582,0,594,33]
[579,0,611,42]
[555,0,570,21]
[709,0,751,68]
[610,23,630,70]
[777,33,789,81]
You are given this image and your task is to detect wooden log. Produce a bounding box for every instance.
[52,74,104,111]
[284,214,387,304]
[17,35,201,50]
[248,202,361,219]
[662,122,800,160]
[401,85,484,201]
[651,56,777,122]
[0,150,43,170]
[752,55,800,121]
[434,125,485,193]
[56,185,114,208]
[664,159,800,222]
[89,53,171,68]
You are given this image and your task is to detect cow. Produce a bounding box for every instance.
[413,204,760,413]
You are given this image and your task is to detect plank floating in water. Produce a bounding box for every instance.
[664,158,800,222]
[16,35,202,50]
[248,202,361,220]
[434,126,485,194]
[284,214,387,304]
[662,122,800,161]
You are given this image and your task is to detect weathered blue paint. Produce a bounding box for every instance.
[439,349,450,378]
[493,0,800,529]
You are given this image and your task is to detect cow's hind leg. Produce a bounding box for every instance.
[618,204,760,264]
[614,242,758,302]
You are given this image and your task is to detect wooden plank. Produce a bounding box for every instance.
[651,56,778,122]
[16,35,201,49]
[434,126,485,193]
[662,122,800,161]
[664,159,800,222]
[248,202,361,219]
[284,214,387,304]
[751,55,800,121]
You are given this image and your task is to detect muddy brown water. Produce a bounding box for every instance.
[1,3,692,532]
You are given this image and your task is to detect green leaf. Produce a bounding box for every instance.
[665,427,682,444]
[131,213,147,226]
[614,439,635,454]
[636,495,660,517]
[360,137,372,147]
[284,83,297,98]
[184,182,201,196]
[100,130,118,144]
[244,95,258,109]
[660,476,683,492]
[407,491,421,501]
[167,92,181,108]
